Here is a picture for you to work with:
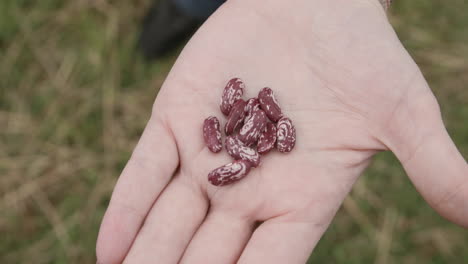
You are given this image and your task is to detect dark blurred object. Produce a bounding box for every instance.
[137,0,202,60]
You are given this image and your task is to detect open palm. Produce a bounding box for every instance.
[97,1,467,263]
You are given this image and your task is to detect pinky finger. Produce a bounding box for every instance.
[96,114,179,264]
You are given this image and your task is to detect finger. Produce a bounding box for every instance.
[389,95,468,227]
[238,164,357,264]
[238,216,327,264]
[180,211,253,263]
[124,176,208,264]
[96,114,179,264]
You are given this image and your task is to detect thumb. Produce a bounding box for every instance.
[387,86,468,228]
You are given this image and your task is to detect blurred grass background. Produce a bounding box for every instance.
[0,0,467,263]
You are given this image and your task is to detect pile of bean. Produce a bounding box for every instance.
[203,78,296,186]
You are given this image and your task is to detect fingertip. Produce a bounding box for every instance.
[430,164,468,228]
[96,205,142,264]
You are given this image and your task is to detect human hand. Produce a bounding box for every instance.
[97,0,468,263]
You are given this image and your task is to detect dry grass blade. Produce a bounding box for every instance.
[375,208,398,264]
[343,196,376,236]
[32,187,71,256]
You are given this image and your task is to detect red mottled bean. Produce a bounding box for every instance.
[208,160,252,186]
[258,87,283,122]
[245,98,260,115]
[225,136,260,167]
[257,122,277,154]
[203,116,223,153]
[220,78,245,116]
[238,107,267,146]
[276,117,296,153]
[225,99,246,135]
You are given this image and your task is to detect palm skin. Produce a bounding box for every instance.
[97,0,468,263]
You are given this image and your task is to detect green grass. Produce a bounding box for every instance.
[0,0,467,263]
